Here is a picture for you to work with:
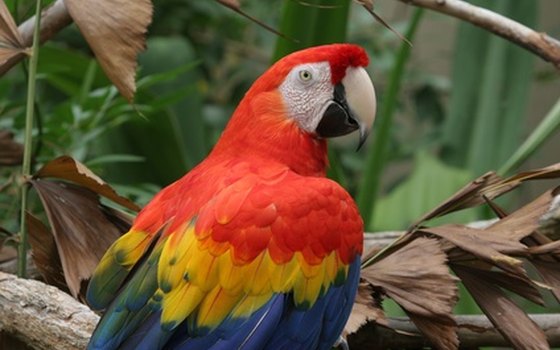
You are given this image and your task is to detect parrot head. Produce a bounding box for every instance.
[274,43,376,149]
[214,43,376,174]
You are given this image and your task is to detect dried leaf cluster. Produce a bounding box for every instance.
[348,163,560,349]
[3,155,557,349]
[64,0,152,101]
[0,0,282,101]
[0,0,26,64]
[0,0,152,102]
[26,156,136,299]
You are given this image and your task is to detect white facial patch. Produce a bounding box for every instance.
[278,62,334,133]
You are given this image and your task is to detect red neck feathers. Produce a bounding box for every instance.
[210,44,369,177]
[211,90,328,177]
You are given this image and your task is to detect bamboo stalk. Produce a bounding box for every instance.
[17,0,43,278]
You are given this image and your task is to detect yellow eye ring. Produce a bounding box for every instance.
[298,69,313,82]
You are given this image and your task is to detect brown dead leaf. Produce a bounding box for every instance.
[344,281,387,335]
[412,164,560,227]
[407,313,458,350]
[423,225,527,275]
[488,189,558,241]
[423,189,559,281]
[29,180,130,297]
[358,169,560,348]
[529,240,560,255]
[0,1,26,65]
[0,130,24,166]
[412,172,507,227]
[525,229,560,301]
[537,189,560,241]
[362,237,458,320]
[64,0,153,102]
[34,156,140,212]
[531,260,560,302]
[503,162,560,184]
[26,212,68,293]
[454,264,549,350]
[453,262,544,306]
[361,237,458,347]
[481,163,560,204]
[483,195,509,218]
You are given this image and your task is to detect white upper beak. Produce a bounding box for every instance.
[342,66,377,148]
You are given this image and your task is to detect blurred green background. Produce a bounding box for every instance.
[1,0,559,319]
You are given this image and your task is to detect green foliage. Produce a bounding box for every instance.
[18,0,44,276]
[95,36,208,186]
[373,151,475,231]
[273,0,350,61]
[442,0,537,174]
[500,96,560,175]
[356,8,424,228]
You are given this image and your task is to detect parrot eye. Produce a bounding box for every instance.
[298,69,313,82]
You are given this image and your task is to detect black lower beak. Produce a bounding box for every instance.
[315,84,368,150]
[316,100,359,138]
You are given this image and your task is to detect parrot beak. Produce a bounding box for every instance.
[315,67,376,150]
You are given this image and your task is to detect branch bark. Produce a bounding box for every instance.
[0,271,98,350]
[0,0,72,76]
[395,0,560,69]
[1,268,559,350]
[2,0,559,77]
[349,314,560,349]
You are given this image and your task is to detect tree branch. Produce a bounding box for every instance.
[0,0,72,76]
[395,0,560,69]
[2,0,559,78]
[349,315,560,349]
[0,271,98,350]
[1,268,559,350]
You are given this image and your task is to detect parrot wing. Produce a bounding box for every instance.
[86,169,363,350]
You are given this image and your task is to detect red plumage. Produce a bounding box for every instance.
[87,43,372,350]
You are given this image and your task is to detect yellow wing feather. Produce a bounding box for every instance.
[156,222,348,331]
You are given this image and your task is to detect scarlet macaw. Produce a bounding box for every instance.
[86,43,376,350]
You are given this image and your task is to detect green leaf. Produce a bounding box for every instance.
[442,0,537,174]
[372,151,476,231]
[272,0,350,61]
[95,37,207,186]
[138,36,209,167]
[137,61,200,90]
[37,45,109,95]
[357,8,424,227]
[500,97,560,175]
[85,154,144,167]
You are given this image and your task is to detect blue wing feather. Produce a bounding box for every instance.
[87,245,163,350]
[265,258,361,350]
[167,294,284,349]
[120,312,171,350]
[88,254,360,350]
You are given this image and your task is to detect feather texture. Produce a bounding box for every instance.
[87,43,369,349]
